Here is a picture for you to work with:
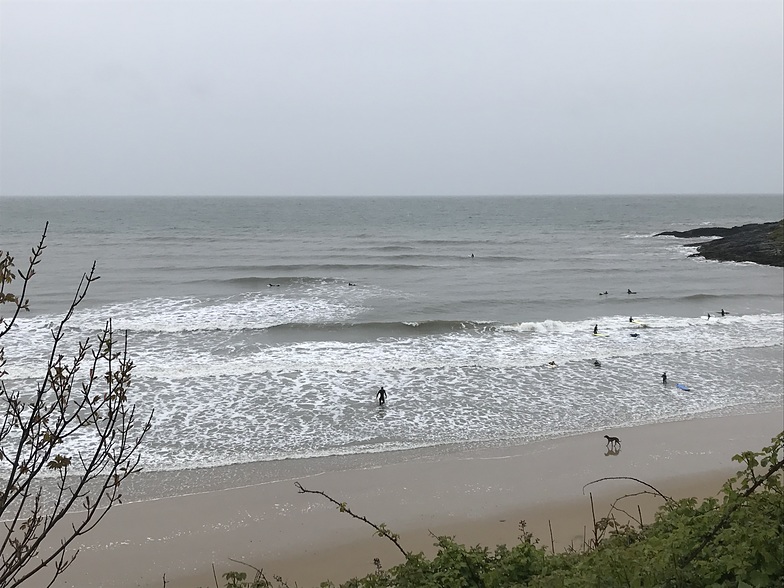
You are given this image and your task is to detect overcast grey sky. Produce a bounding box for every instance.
[1,0,782,197]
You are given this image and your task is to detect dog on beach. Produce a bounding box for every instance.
[604,434,621,449]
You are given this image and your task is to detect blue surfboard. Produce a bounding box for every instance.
[676,383,690,391]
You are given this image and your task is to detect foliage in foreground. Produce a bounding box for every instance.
[218,432,783,588]
[1,227,151,587]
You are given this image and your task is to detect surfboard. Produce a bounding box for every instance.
[676,383,690,391]
[593,333,609,337]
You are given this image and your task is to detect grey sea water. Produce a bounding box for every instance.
[1,195,783,475]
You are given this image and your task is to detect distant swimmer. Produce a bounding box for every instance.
[376,386,387,406]
[594,359,602,367]
[268,283,280,287]
[627,289,637,295]
[348,282,357,286]
[593,324,598,335]
[662,372,667,384]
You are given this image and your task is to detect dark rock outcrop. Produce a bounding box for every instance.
[656,220,783,267]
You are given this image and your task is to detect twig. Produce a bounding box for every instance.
[605,490,660,526]
[228,557,262,573]
[590,493,598,548]
[228,558,269,585]
[212,563,219,588]
[295,482,408,558]
[548,519,555,554]
[583,476,673,506]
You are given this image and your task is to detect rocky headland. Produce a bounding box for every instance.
[656,220,783,267]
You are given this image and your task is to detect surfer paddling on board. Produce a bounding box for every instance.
[376,386,387,406]
[627,289,637,295]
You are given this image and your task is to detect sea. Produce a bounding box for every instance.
[1,195,783,496]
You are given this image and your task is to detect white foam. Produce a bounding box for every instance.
[3,298,781,472]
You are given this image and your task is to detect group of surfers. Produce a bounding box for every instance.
[376,307,732,405]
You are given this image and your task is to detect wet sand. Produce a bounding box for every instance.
[30,410,783,588]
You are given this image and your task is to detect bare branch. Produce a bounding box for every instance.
[0,229,151,588]
[295,481,408,558]
[582,476,674,506]
[0,223,47,338]
[227,558,271,586]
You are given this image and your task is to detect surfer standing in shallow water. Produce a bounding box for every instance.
[376,386,387,406]
[593,324,598,335]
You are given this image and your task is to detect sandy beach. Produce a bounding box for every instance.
[31,410,783,588]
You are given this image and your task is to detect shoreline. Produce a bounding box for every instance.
[117,401,781,505]
[28,409,783,588]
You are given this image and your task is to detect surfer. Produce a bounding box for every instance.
[376,386,387,406]
[593,324,598,335]
[707,313,711,320]
[661,372,667,384]
[627,289,637,295]
[599,291,608,296]
[594,359,602,367]
[547,361,557,367]
[721,308,726,316]
[471,253,474,258]
[629,316,634,323]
